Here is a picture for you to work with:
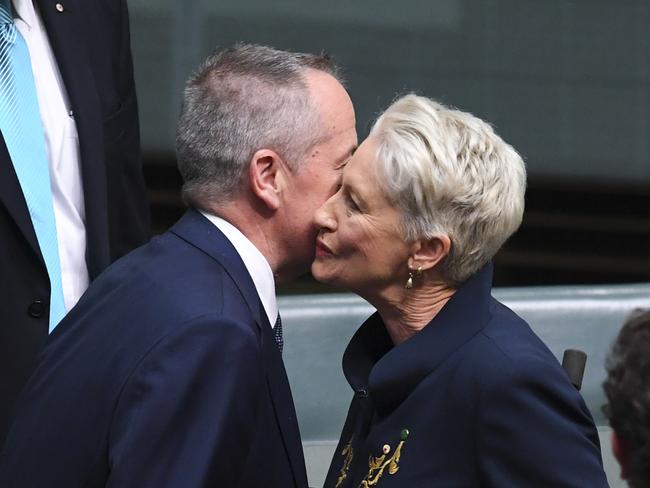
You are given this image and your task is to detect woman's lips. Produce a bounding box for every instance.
[315,239,334,258]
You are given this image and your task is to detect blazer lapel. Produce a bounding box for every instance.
[35,0,110,277]
[0,140,43,264]
[0,0,85,266]
[170,210,265,321]
[368,264,494,416]
[259,307,309,488]
[170,210,308,486]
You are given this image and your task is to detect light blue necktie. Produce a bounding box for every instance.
[0,0,66,331]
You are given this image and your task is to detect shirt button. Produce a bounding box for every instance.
[55,3,64,12]
[27,300,45,318]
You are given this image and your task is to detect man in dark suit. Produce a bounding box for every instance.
[0,0,150,445]
[0,44,357,487]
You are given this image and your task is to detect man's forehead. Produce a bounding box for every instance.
[305,70,354,118]
[318,130,357,167]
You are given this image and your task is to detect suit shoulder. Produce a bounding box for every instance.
[51,231,259,381]
[114,312,263,407]
[458,299,568,389]
[143,312,262,363]
[478,300,557,362]
[89,232,247,321]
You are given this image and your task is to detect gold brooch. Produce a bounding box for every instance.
[336,436,355,488]
[359,429,409,487]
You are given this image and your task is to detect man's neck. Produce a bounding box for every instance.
[206,201,280,276]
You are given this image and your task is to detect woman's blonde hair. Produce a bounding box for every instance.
[371,94,526,285]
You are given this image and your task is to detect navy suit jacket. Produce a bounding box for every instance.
[0,210,307,488]
[0,0,150,445]
[325,265,609,487]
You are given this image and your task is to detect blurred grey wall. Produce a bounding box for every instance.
[129,0,650,185]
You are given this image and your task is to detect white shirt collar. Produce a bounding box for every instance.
[12,0,36,30]
[200,211,278,327]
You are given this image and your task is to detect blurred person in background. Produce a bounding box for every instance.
[0,0,150,446]
[313,94,609,487]
[603,309,650,488]
[0,43,357,487]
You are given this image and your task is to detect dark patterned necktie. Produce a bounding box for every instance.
[274,313,283,353]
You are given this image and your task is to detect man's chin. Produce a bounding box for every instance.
[275,263,312,286]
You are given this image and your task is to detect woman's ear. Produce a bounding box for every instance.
[408,234,451,272]
[248,149,284,210]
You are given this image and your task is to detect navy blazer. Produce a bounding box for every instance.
[0,0,150,445]
[0,210,307,488]
[325,265,609,487]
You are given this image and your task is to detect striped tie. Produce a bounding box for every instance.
[274,313,283,353]
[0,0,66,331]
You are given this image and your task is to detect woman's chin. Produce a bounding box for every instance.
[311,261,338,286]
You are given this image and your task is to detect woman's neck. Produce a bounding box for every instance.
[371,282,457,345]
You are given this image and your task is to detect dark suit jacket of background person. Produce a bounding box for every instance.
[325,265,609,488]
[0,210,308,488]
[0,0,150,445]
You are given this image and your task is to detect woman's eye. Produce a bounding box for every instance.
[345,193,360,212]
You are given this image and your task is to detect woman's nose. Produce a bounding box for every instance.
[314,196,336,230]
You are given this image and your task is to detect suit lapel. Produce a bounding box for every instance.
[35,0,110,276]
[170,210,308,486]
[259,311,308,487]
[170,210,265,323]
[0,0,79,265]
[365,264,494,417]
[0,139,43,264]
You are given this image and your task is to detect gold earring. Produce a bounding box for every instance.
[405,271,414,289]
[404,266,422,289]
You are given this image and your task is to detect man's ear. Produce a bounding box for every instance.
[612,430,632,481]
[408,234,451,272]
[248,149,284,210]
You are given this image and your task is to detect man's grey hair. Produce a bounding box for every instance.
[176,43,342,208]
[371,94,526,285]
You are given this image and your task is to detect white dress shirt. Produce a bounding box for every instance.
[14,0,89,313]
[200,211,278,327]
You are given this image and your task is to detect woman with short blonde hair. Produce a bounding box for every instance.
[315,94,608,487]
